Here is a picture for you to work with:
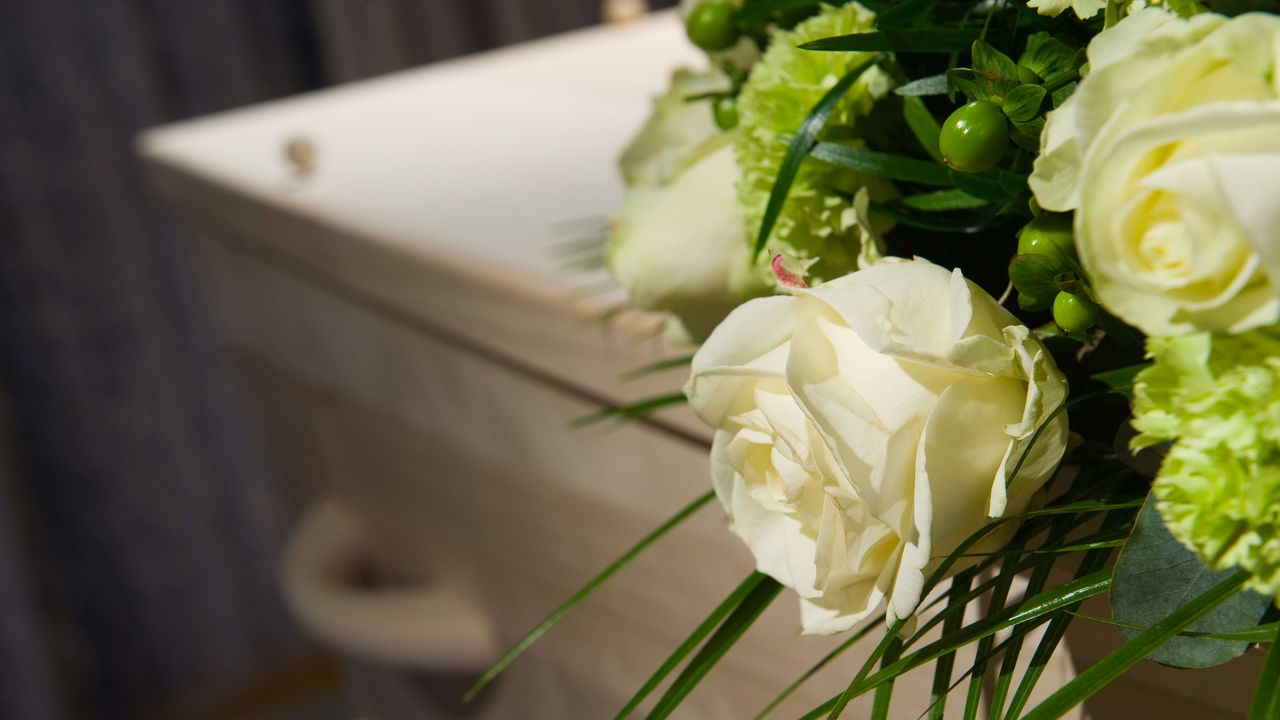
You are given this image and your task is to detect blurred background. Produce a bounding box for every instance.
[0,2,675,719]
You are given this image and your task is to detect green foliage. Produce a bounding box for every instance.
[799,28,981,52]
[1023,569,1252,720]
[1009,253,1073,310]
[570,392,688,427]
[1111,495,1271,668]
[617,572,776,719]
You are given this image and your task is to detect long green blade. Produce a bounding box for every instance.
[802,570,1113,720]
[871,637,906,720]
[753,55,885,259]
[615,572,770,719]
[1021,569,1251,720]
[645,577,783,719]
[1002,510,1132,720]
[620,355,695,381]
[809,141,951,185]
[751,613,886,720]
[800,29,981,52]
[964,552,1020,720]
[1248,626,1280,720]
[1069,614,1280,643]
[929,571,974,719]
[464,491,715,701]
[570,392,688,428]
[825,617,911,719]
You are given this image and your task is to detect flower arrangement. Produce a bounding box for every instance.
[469,0,1280,717]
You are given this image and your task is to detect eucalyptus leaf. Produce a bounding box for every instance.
[1025,569,1251,720]
[1111,496,1271,668]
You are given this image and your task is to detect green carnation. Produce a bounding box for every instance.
[734,3,897,286]
[1132,328,1280,598]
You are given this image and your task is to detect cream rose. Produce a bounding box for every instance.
[683,258,1068,633]
[1030,9,1280,337]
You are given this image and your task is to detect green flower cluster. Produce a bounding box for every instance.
[733,3,897,287]
[1132,328,1280,598]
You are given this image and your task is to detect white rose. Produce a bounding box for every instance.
[608,141,766,341]
[1030,9,1280,336]
[683,258,1069,633]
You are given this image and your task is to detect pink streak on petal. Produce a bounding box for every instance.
[772,253,808,289]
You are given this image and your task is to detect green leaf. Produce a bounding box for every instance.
[809,141,952,185]
[799,29,981,53]
[570,392,688,428]
[1001,84,1047,123]
[969,39,1022,103]
[929,571,974,719]
[1089,363,1148,399]
[806,570,1115,720]
[751,613,886,720]
[1024,569,1252,720]
[947,168,1028,204]
[1009,253,1071,308]
[900,188,987,211]
[1011,117,1046,151]
[738,0,821,19]
[620,355,695,381]
[902,96,944,162]
[1110,495,1271,669]
[1248,625,1280,720]
[754,55,885,258]
[876,0,937,29]
[1017,33,1083,83]
[1001,509,1135,719]
[645,576,783,719]
[867,202,1000,234]
[894,74,950,97]
[964,551,1022,720]
[870,636,904,720]
[1070,614,1280,643]
[945,69,983,103]
[464,491,715,702]
[615,572,770,719]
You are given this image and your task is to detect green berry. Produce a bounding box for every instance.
[1053,291,1100,333]
[686,2,740,52]
[1017,213,1075,265]
[939,100,1010,173]
[713,96,739,131]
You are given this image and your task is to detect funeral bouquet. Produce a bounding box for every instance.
[471,1,1280,717]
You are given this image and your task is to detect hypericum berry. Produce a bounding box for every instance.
[1053,291,1100,333]
[685,2,740,51]
[713,96,739,130]
[1017,213,1075,265]
[939,100,1010,173]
